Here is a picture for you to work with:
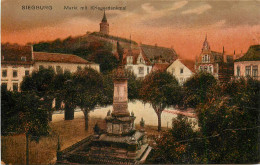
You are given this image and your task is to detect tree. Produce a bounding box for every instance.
[183,72,217,108]
[73,67,104,130]
[52,71,76,120]
[90,50,119,73]
[21,68,55,121]
[140,71,181,131]
[148,115,201,164]
[195,77,260,163]
[1,90,49,165]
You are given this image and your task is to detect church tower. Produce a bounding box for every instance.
[99,10,109,35]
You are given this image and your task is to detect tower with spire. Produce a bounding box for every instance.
[100,10,109,35]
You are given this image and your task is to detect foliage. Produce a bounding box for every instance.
[140,71,181,131]
[89,50,119,73]
[1,90,49,141]
[183,72,217,108]
[149,77,259,164]
[33,36,113,61]
[20,68,56,120]
[72,67,104,130]
[148,115,202,164]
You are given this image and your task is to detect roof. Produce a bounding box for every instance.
[1,44,33,65]
[33,52,91,64]
[152,63,170,72]
[101,10,107,23]
[180,59,195,73]
[140,44,178,62]
[211,51,223,62]
[235,45,260,61]
[123,48,151,65]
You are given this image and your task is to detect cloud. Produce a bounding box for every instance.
[141,3,155,13]
[170,1,188,11]
[182,4,212,15]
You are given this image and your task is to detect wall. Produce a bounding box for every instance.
[234,61,260,80]
[167,59,194,85]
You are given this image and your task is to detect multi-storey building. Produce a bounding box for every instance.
[1,44,100,91]
[195,35,234,83]
[234,45,260,80]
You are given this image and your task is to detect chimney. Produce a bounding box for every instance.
[155,43,157,47]
[223,46,225,54]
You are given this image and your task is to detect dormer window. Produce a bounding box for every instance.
[21,56,26,61]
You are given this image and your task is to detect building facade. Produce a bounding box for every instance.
[124,48,152,78]
[195,35,234,83]
[166,59,194,85]
[1,45,100,91]
[234,45,260,80]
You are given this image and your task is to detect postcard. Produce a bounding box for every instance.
[1,0,259,164]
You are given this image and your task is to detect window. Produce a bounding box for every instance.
[21,56,26,61]
[127,56,133,64]
[237,66,240,77]
[13,70,18,78]
[253,65,258,78]
[25,70,29,76]
[138,67,144,75]
[180,68,184,74]
[1,83,7,91]
[199,66,203,71]
[245,66,251,76]
[209,66,213,73]
[13,83,18,92]
[39,65,44,70]
[2,70,7,77]
[147,67,150,74]
[56,66,63,74]
[204,66,208,72]
[202,54,210,63]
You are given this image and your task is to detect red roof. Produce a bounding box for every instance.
[122,48,151,65]
[152,63,170,72]
[34,52,91,64]
[180,59,195,73]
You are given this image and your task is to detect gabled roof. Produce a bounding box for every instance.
[152,63,170,72]
[123,48,151,65]
[1,44,33,65]
[34,52,91,64]
[140,44,177,62]
[235,45,260,61]
[180,59,195,73]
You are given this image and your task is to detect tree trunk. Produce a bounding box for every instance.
[156,111,162,132]
[26,133,29,165]
[83,110,89,131]
[64,104,74,120]
[48,111,52,121]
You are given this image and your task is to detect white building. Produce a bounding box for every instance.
[166,59,194,85]
[234,45,260,80]
[123,48,152,78]
[1,45,100,91]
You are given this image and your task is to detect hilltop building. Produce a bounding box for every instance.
[234,45,260,80]
[100,10,109,35]
[195,35,234,83]
[56,42,151,164]
[1,44,99,91]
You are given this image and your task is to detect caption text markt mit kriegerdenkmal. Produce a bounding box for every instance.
[21,5,126,11]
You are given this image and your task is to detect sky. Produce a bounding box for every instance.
[2,0,260,60]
